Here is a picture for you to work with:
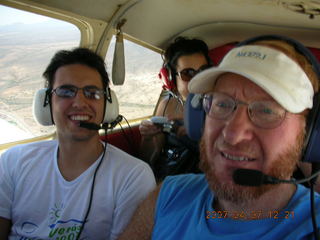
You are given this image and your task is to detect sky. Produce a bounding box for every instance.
[0,4,78,144]
[0,4,51,26]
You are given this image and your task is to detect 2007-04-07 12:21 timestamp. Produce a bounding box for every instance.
[206,210,295,220]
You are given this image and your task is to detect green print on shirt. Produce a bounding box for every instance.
[48,225,82,239]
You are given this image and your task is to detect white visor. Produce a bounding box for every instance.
[188,45,314,113]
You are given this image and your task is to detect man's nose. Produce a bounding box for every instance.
[222,106,254,145]
[72,89,88,107]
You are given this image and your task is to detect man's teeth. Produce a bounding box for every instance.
[222,152,253,161]
[70,115,90,121]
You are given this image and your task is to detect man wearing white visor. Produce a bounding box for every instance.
[118,36,320,240]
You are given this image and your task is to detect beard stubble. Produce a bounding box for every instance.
[199,130,305,205]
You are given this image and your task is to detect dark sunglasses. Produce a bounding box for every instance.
[52,85,105,100]
[177,64,211,82]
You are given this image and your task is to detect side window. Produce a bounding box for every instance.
[0,5,80,144]
[106,38,163,120]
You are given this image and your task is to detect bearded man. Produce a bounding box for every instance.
[117,35,320,240]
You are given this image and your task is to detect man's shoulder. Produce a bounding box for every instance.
[164,173,206,184]
[296,184,320,198]
[286,184,320,215]
[155,174,210,220]
[106,143,153,170]
[0,140,57,173]
[160,173,208,198]
[2,140,57,157]
[104,143,156,195]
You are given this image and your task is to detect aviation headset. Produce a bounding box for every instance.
[33,84,119,127]
[158,38,213,91]
[158,66,176,91]
[184,35,320,163]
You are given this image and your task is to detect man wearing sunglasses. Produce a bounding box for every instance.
[139,37,212,181]
[118,36,320,240]
[0,48,156,239]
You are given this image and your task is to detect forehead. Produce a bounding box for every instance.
[176,53,208,70]
[214,73,274,100]
[53,63,103,88]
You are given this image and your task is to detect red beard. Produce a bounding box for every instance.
[199,130,304,205]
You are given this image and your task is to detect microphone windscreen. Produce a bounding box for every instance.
[233,169,264,187]
[79,122,101,130]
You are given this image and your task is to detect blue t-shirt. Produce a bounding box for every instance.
[152,174,320,240]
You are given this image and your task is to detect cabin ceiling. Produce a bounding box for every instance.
[2,0,320,49]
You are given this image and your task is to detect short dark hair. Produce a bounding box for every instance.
[43,47,109,90]
[164,37,211,73]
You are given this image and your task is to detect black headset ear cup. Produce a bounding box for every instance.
[303,93,320,163]
[184,93,205,141]
[103,89,119,123]
[33,88,53,126]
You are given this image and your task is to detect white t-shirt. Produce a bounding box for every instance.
[0,140,156,240]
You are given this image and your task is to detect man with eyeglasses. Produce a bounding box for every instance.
[118,36,320,240]
[0,48,156,239]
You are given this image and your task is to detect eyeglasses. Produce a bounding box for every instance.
[177,64,211,82]
[202,92,287,129]
[52,85,105,100]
